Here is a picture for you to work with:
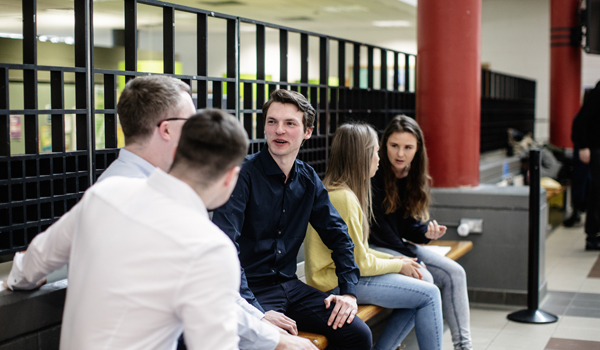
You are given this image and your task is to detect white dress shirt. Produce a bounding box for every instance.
[8,170,240,350]
[96,148,155,182]
[10,149,280,350]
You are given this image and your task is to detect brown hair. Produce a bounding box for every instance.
[117,75,191,145]
[262,89,315,132]
[323,123,379,243]
[379,115,431,221]
[171,109,248,186]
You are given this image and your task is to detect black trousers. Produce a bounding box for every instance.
[585,149,600,242]
[250,278,372,350]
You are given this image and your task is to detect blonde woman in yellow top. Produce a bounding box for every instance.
[304,123,443,350]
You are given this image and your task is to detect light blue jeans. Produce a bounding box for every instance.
[330,272,443,350]
[372,244,473,350]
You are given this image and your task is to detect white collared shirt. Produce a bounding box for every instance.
[9,170,240,350]
[96,148,155,182]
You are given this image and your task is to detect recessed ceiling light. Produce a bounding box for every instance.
[372,20,412,28]
[321,5,368,13]
[279,16,313,22]
[198,1,245,6]
[398,0,418,6]
[0,32,24,40]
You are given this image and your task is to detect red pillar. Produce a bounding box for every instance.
[417,0,481,188]
[550,0,581,149]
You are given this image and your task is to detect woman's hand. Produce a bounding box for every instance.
[424,220,446,240]
[391,256,423,280]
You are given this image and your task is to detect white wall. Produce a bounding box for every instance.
[583,53,600,89]
[481,0,551,143]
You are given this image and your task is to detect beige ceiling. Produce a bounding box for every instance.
[0,0,418,52]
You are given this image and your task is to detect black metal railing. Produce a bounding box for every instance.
[481,68,536,153]
[0,0,533,256]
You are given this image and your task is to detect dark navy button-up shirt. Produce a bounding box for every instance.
[212,146,359,311]
[369,169,430,259]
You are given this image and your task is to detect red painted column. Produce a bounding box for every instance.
[417,0,481,187]
[550,0,581,149]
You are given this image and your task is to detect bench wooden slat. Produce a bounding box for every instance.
[356,304,385,320]
[297,331,328,349]
[298,240,473,349]
[426,240,473,261]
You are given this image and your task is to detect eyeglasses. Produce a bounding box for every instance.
[156,118,189,127]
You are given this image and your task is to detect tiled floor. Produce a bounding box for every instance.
[399,222,600,350]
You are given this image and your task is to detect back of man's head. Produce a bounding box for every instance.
[172,109,249,187]
[117,75,191,145]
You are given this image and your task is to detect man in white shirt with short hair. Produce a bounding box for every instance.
[5,75,317,350]
[6,110,249,349]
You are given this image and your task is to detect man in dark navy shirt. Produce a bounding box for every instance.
[212,89,372,350]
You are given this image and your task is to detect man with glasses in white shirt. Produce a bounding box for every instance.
[5,76,317,350]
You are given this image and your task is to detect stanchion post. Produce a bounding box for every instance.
[507,149,558,324]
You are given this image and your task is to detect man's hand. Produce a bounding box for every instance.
[424,220,447,240]
[580,148,591,164]
[2,277,46,291]
[264,310,298,335]
[324,294,357,330]
[275,333,319,350]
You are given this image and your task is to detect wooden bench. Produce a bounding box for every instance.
[297,240,473,349]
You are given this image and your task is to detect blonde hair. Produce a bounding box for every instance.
[323,123,379,243]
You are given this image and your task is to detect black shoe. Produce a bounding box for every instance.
[585,240,600,251]
[563,211,581,227]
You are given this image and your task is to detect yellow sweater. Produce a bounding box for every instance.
[304,188,404,292]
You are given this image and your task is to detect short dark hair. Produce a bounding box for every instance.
[172,110,249,185]
[117,75,191,145]
[262,89,315,131]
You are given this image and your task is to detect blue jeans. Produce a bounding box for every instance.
[330,273,443,350]
[373,245,473,350]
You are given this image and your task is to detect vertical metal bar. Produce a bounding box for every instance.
[256,24,265,81]
[380,49,388,90]
[243,82,253,137]
[413,54,417,92]
[163,6,175,75]
[279,29,288,88]
[104,74,117,149]
[23,69,37,155]
[197,13,208,110]
[256,81,265,139]
[197,80,207,109]
[528,149,541,309]
[22,0,38,155]
[124,0,138,76]
[353,43,360,89]
[226,19,237,112]
[404,54,410,92]
[23,0,37,65]
[367,46,374,89]
[320,37,329,163]
[256,24,266,132]
[338,40,345,88]
[213,81,222,109]
[197,13,207,76]
[394,52,399,91]
[235,19,240,117]
[330,87,338,133]
[0,67,10,157]
[0,67,8,156]
[85,0,95,182]
[300,33,309,97]
[51,71,65,153]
